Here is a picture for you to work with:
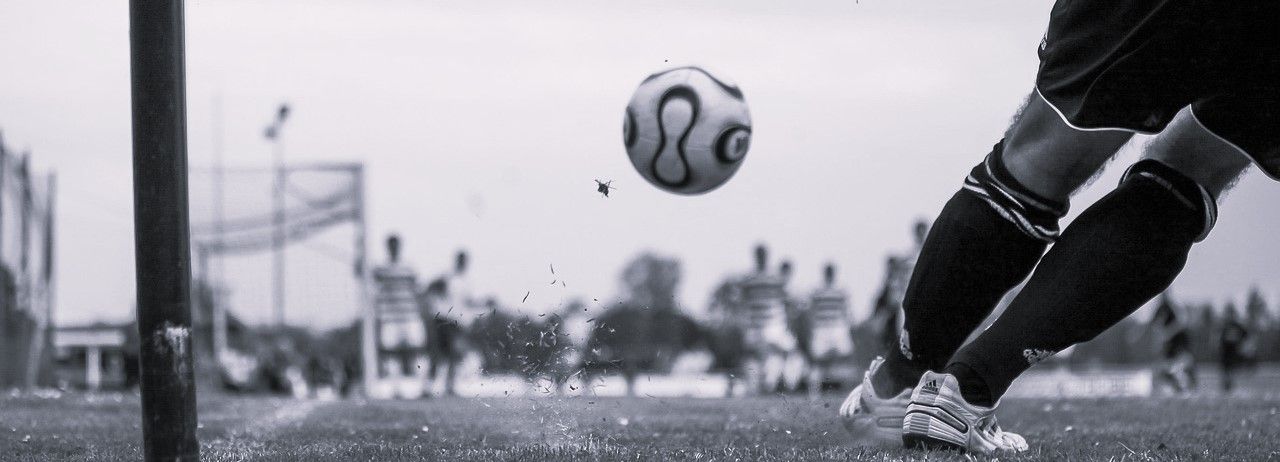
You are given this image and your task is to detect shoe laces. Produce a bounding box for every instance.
[976,415,1017,443]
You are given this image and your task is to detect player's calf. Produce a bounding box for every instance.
[881,140,1067,393]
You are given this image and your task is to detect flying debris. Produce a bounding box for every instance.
[595,179,616,197]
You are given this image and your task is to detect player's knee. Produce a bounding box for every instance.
[1143,117,1253,200]
[959,140,1070,242]
[1002,93,1132,198]
[1119,159,1218,242]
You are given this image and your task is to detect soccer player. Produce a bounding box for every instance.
[420,277,458,396]
[1218,307,1250,394]
[778,260,808,393]
[1150,293,1197,395]
[870,221,930,358]
[371,234,428,399]
[865,257,903,357]
[841,1,1278,453]
[806,263,854,400]
[706,277,748,397]
[426,250,478,396]
[739,244,797,394]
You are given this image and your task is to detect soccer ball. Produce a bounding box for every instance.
[622,66,752,195]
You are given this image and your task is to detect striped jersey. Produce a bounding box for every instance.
[373,263,419,321]
[808,287,850,324]
[739,271,787,327]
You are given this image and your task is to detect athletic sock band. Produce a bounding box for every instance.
[1120,159,1217,242]
[962,140,1069,242]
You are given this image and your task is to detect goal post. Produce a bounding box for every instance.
[129,0,200,460]
[188,162,372,395]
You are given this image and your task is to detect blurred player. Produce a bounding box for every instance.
[778,260,808,393]
[706,277,748,397]
[426,250,478,396]
[865,257,903,356]
[371,234,427,399]
[1218,307,1250,394]
[843,1,1277,453]
[806,263,854,400]
[886,220,928,353]
[1150,293,1197,395]
[419,277,457,396]
[739,244,797,395]
[865,221,929,359]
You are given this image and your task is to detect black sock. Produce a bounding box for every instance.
[873,345,928,395]
[944,363,993,406]
[948,159,1216,402]
[883,141,1065,390]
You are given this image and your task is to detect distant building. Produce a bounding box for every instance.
[54,324,132,390]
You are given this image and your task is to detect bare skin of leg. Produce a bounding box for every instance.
[1144,108,1252,198]
[1001,93,1135,201]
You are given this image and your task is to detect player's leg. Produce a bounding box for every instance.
[783,353,799,393]
[742,353,763,395]
[944,107,1252,408]
[905,111,1248,452]
[874,91,1132,394]
[762,350,785,394]
[807,334,828,400]
[848,91,1127,449]
[807,359,823,401]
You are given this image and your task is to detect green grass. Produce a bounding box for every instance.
[3,391,1279,461]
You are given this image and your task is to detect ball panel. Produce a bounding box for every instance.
[714,126,751,163]
[652,90,698,186]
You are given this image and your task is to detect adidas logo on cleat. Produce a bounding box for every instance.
[921,380,939,394]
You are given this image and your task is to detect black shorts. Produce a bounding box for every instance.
[1037,0,1280,179]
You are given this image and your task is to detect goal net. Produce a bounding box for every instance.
[187,163,369,375]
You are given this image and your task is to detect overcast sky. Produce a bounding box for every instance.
[2,0,1277,329]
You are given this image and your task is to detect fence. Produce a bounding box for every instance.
[0,130,57,389]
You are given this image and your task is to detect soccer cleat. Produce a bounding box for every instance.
[902,370,1028,454]
[838,356,912,446]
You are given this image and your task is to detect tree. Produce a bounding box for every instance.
[1245,287,1271,329]
[588,252,699,396]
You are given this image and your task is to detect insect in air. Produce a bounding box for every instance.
[594,179,617,197]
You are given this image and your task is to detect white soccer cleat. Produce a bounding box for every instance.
[902,370,1029,454]
[839,356,912,446]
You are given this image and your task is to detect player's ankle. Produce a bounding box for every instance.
[873,352,925,396]
[943,363,995,407]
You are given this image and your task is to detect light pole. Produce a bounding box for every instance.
[211,93,226,359]
[265,103,289,328]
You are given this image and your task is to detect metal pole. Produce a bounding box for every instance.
[39,174,55,385]
[0,134,7,296]
[355,165,376,395]
[272,120,286,328]
[129,0,200,459]
[211,93,227,359]
[22,168,48,389]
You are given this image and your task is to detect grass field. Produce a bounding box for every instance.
[3,390,1279,461]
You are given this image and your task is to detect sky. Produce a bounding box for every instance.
[1,0,1277,330]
